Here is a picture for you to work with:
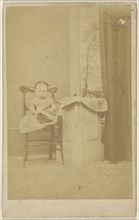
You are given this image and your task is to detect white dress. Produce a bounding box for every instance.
[19,97,58,134]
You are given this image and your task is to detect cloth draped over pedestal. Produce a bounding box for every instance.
[60,96,108,113]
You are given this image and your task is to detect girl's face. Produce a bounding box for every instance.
[35,83,48,99]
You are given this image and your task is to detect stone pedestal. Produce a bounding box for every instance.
[57,103,104,165]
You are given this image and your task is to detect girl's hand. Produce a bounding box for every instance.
[37,106,43,113]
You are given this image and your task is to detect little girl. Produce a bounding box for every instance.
[19,81,58,134]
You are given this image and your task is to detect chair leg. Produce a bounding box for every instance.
[60,137,64,165]
[57,116,64,165]
[49,126,54,160]
[23,133,28,167]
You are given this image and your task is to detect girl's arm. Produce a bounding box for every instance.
[49,98,59,114]
[28,99,37,115]
[29,104,37,115]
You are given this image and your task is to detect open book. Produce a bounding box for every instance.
[37,109,55,123]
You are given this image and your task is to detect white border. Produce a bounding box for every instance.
[0,0,3,219]
[136,1,138,220]
[1,0,138,219]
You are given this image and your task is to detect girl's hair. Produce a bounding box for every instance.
[35,81,49,89]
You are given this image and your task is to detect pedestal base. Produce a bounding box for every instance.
[63,141,104,166]
[57,103,104,165]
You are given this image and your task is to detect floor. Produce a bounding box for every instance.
[8,156,133,200]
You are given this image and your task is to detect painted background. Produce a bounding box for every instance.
[6,5,102,155]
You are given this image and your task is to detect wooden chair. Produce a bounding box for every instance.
[20,85,64,167]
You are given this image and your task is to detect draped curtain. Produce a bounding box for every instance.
[99,4,132,162]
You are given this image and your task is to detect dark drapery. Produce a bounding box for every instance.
[99,4,132,162]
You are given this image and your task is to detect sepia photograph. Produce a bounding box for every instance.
[2,1,137,218]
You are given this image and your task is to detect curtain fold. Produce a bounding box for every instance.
[99,4,132,162]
